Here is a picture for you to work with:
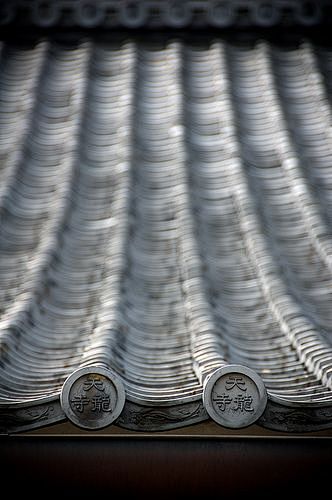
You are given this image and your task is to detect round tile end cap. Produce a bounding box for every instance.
[60,365,126,430]
[203,364,267,429]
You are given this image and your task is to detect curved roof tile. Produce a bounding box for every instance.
[1,30,332,433]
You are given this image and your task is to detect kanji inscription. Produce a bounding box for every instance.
[203,365,267,428]
[60,366,126,430]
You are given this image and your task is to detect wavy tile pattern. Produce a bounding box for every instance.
[0,34,332,421]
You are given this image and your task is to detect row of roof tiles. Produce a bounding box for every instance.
[0,1,330,29]
[1,32,332,433]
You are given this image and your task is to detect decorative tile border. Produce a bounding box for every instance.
[0,1,329,29]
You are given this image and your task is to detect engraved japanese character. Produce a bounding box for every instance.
[213,393,232,411]
[232,394,254,412]
[91,395,112,412]
[70,395,89,413]
[225,376,247,391]
[83,377,105,392]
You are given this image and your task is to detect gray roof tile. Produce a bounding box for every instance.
[1,31,332,433]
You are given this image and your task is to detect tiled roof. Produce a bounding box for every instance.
[1,0,331,29]
[1,29,332,433]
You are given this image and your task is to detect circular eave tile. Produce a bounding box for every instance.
[203,364,268,429]
[60,365,126,430]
